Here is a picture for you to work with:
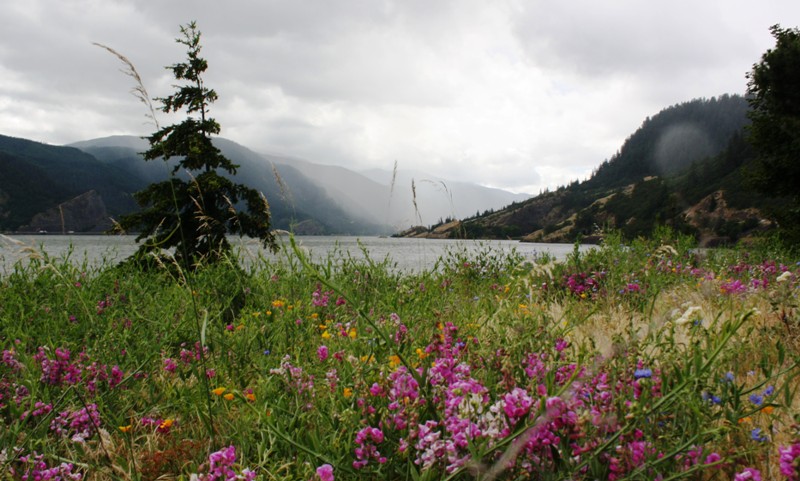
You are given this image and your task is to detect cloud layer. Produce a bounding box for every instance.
[2,0,799,194]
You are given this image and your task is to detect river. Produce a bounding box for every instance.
[0,234,590,274]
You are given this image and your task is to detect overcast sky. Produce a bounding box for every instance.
[2,1,799,194]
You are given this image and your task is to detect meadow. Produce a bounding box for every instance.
[1,229,799,480]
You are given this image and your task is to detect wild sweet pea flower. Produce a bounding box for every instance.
[778,442,800,480]
[317,345,329,362]
[734,467,762,481]
[316,464,334,481]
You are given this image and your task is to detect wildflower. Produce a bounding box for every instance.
[163,358,177,373]
[778,442,800,480]
[200,445,257,481]
[348,328,357,339]
[317,345,329,362]
[321,331,331,340]
[343,388,353,398]
[158,419,174,433]
[750,427,768,442]
[761,406,774,415]
[212,387,227,396]
[777,271,793,282]
[223,393,235,401]
[272,299,285,308]
[316,464,334,481]
[634,368,653,379]
[749,394,764,406]
[704,452,722,465]
[725,372,735,382]
[733,467,761,480]
[119,424,132,433]
[244,389,256,402]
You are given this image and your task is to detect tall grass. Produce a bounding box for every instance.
[1,229,799,480]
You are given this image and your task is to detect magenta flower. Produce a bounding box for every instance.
[317,345,329,362]
[316,463,334,481]
[779,443,800,480]
[734,467,762,481]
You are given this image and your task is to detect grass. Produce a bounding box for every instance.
[1,228,799,480]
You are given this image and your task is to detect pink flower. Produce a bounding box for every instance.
[734,467,762,481]
[316,464,334,481]
[317,345,329,362]
[779,443,800,480]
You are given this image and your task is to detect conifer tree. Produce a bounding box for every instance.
[118,22,277,267]
[747,24,800,244]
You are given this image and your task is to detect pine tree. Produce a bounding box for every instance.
[746,24,800,244]
[118,22,277,268]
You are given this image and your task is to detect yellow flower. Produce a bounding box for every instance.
[252,311,261,318]
[266,310,272,316]
[416,348,428,360]
[348,328,357,339]
[119,424,132,433]
[388,355,401,369]
[272,300,285,308]
[159,419,174,430]
[223,393,235,401]
[212,387,227,396]
[343,387,353,398]
[311,313,319,320]
[321,330,331,340]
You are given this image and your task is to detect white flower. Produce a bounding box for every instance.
[776,271,792,283]
[676,306,702,326]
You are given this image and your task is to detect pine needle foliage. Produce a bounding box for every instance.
[117,22,277,268]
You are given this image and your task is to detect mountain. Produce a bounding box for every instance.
[427,95,780,246]
[0,133,528,235]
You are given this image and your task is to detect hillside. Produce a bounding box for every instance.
[430,95,781,246]
[0,134,527,235]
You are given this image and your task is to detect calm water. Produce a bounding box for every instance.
[0,234,589,274]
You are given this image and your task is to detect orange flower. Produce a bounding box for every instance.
[738,416,752,424]
[343,387,353,398]
[119,424,132,433]
[223,393,235,401]
[159,419,174,430]
[212,387,227,396]
[245,392,256,402]
[761,406,775,415]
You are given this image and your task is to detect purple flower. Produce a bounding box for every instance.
[749,393,763,406]
[751,428,768,442]
[779,443,800,480]
[316,464,334,481]
[734,467,761,481]
[634,368,652,379]
[317,345,329,362]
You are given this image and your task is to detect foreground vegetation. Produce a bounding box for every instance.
[1,230,800,480]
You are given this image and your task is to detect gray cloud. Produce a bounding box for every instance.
[2,0,799,195]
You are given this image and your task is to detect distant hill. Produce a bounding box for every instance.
[421,95,782,246]
[0,134,528,235]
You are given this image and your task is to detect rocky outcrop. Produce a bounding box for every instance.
[683,190,771,246]
[18,190,112,233]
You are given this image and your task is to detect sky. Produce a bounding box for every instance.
[2,1,799,195]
